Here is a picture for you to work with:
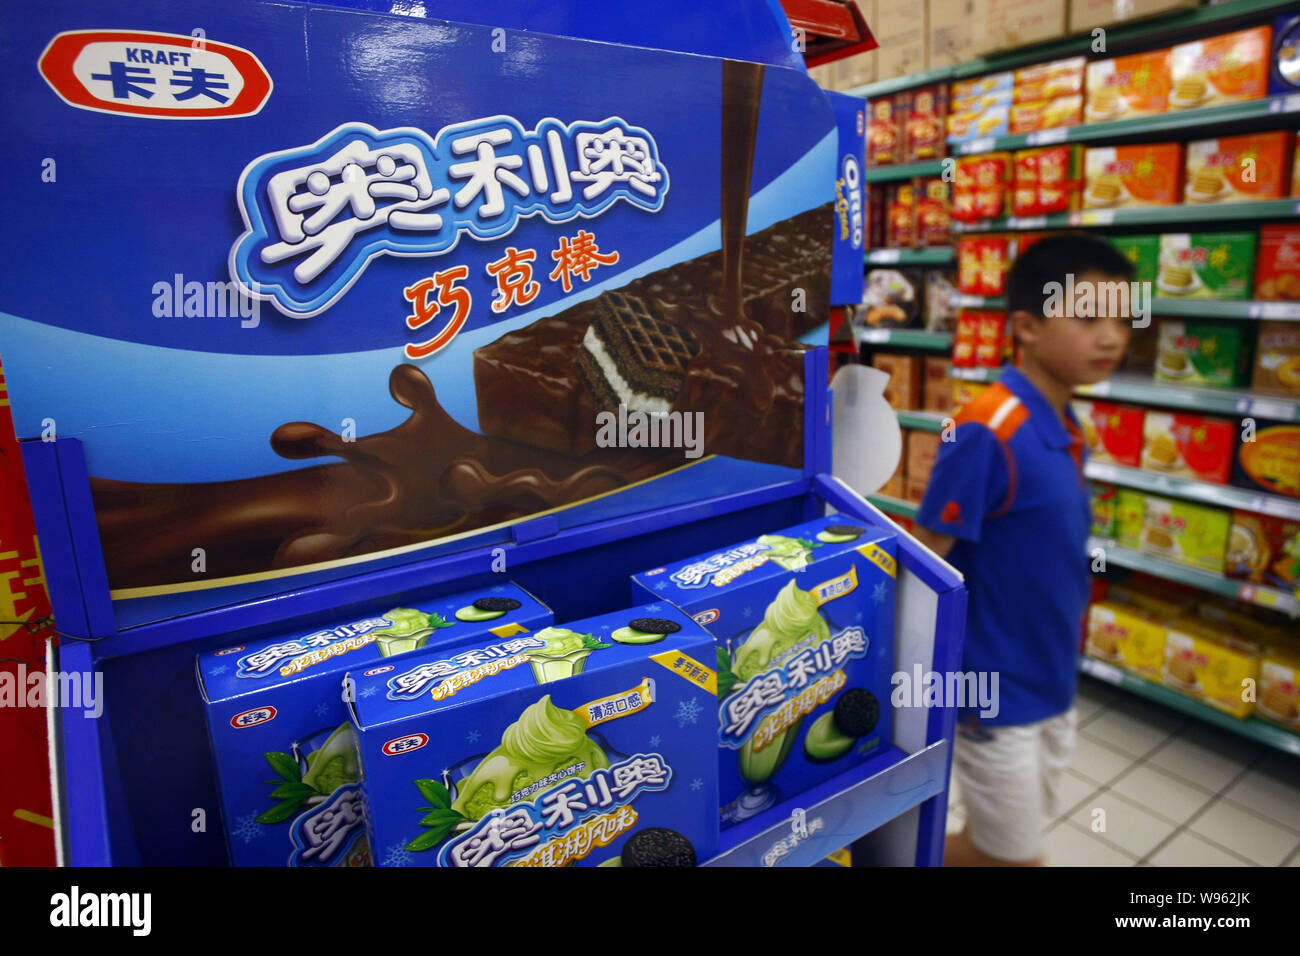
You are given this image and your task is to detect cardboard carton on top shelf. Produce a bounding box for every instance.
[1068,0,1197,34]
[927,0,984,70]
[872,0,928,81]
[977,0,1067,54]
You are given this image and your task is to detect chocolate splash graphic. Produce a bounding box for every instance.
[91,365,675,590]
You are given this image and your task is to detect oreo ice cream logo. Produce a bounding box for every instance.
[839,154,863,249]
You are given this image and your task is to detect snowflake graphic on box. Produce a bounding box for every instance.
[466,729,481,744]
[872,582,887,606]
[690,777,704,791]
[653,580,668,592]
[382,843,413,868]
[674,697,703,727]
[232,812,261,845]
[648,734,662,748]
[210,665,228,676]
[361,685,378,698]
[314,702,330,718]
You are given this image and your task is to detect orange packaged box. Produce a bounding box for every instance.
[1072,400,1144,467]
[1170,26,1272,110]
[923,357,953,413]
[974,311,1007,368]
[907,431,942,485]
[1013,56,1086,103]
[1009,95,1084,135]
[1084,143,1183,208]
[952,309,979,367]
[885,181,916,248]
[1086,50,1172,121]
[914,177,951,247]
[867,95,902,166]
[903,85,949,162]
[951,379,988,415]
[872,353,923,410]
[1184,131,1293,204]
[1254,225,1300,302]
[1253,320,1300,397]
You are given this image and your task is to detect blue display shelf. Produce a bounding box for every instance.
[21,351,967,867]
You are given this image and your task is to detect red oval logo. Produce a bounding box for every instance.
[39,30,273,120]
[364,665,394,677]
[693,609,719,626]
[382,733,429,756]
[215,645,245,656]
[230,706,276,728]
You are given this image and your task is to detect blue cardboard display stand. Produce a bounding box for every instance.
[10,0,965,867]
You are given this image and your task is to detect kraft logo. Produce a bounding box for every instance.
[230,706,276,728]
[215,646,244,656]
[364,665,394,677]
[692,609,719,626]
[645,568,666,576]
[39,30,273,120]
[382,733,429,756]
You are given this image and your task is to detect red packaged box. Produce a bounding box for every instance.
[1143,411,1237,484]
[867,184,887,250]
[977,236,1010,296]
[952,152,1012,223]
[952,310,979,367]
[1255,225,1300,302]
[957,237,982,294]
[903,85,949,162]
[914,177,951,247]
[867,95,903,166]
[974,310,1007,367]
[1014,145,1084,215]
[885,181,917,248]
[1225,510,1300,591]
[1072,400,1145,467]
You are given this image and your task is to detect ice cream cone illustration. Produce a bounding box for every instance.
[371,607,453,657]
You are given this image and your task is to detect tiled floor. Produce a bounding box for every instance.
[944,677,1300,866]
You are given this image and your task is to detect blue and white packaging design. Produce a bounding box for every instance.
[197,582,551,865]
[632,514,896,828]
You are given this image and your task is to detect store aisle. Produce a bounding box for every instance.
[946,679,1300,866]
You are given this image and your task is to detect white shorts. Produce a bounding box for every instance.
[951,708,1077,863]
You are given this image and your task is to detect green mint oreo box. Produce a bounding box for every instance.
[197,582,551,866]
[348,602,720,867]
[631,514,897,829]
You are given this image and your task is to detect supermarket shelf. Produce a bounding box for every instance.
[705,741,948,866]
[866,493,918,519]
[863,159,944,184]
[1077,372,1300,422]
[843,0,1298,99]
[952,199,1300,233]
[1085,461,1300,523]
[951,366,1002,382]
[860,328,953,350]
[866,247,954,266]
[954,294,1006,309]
[1087,537,1300,617]
[897,410,948,433]
[1152,299,1300,321]
[1079,656,1300,758]
[954,92,1300,156]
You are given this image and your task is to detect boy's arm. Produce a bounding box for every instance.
[913,422,1012,555]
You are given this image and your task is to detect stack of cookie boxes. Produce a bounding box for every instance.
[632,514,897,829]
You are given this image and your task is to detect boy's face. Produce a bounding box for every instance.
[1014,270,1133,387]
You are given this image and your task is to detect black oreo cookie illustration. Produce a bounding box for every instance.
[612,617,681,645]
[455,596,523,622]
[621,827,698,867]
[804,689,881,762]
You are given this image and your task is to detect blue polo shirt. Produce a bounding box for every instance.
[916,367,1090,726]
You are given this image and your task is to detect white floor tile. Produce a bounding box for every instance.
[1068,791,1178,859]
[1043,820,1137,867]
[1075,683,1117,724]
[1056,769,1102,818]
[1175,722,1266,766]
[1220,754,1300,834]
[1110,764,1214,825]
[1071,734,1137,785]
[1113,696,1189,735]
[1146,735,1252,793]
[1189,800,1300,867]
[1148,831,1251,867]
[1081,706,1175,759]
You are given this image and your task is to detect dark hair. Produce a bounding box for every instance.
[1006,233,1136,319]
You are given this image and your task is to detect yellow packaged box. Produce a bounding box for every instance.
[1086,601,1168,681]
[1162,617,1261,717]
[1259,642,1300,731]
[1138,495,1232,574]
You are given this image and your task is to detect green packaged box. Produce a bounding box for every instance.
[1154,320,1251,389]
[1108,235,1160,285]
[1116,488,1145,550]
[1138,494,1231,574]
[1090,481,1117,538]
[1156,232,1257,300]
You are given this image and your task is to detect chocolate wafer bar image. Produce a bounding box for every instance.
[576,290,699,416]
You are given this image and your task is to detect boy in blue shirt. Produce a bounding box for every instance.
[913,234,1136,865]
